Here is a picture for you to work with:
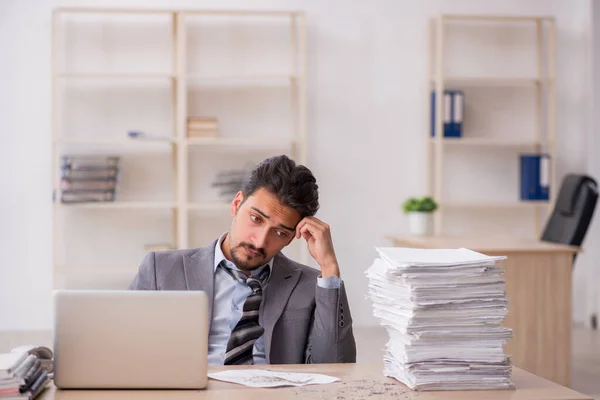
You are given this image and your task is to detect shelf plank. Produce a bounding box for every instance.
[187,202,231,211]
[187,74,295,86]
[429,138,542,147]
[57,73,174,79]
[55,201,176,209]
[183,9,301,17]
[54,8,174,15]
[54,7,301,17]
[186,137,297,147]
[55,137,176,145]
[441,201,550,209]
[430,77,545,87]
[55,265,137,271]
[441,15,554,22]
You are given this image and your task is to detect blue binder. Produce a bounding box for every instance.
[430,90,454,137]
[538,154,550,200]
[520,154,550,200]
[451,91,464,137]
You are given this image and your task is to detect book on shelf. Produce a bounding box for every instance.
[60,178,117,192]
[188,121,218,130]
[61,168,119,180]
[0,345,53,399]
[61,155,119,170]
[187,128,218,138]
[187,116,219,138]
[61,190,116,203]
[187,116,217,125]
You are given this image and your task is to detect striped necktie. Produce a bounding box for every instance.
[219,260,270,365]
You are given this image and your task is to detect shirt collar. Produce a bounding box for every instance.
[213,232,273,280]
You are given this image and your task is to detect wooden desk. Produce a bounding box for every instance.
[40,364,591,400]
[387,235,580,387]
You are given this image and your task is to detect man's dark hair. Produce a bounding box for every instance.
[241,155,319,218]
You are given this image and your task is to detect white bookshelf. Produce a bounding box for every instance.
[428,15,556,237]
[51,8,307,286]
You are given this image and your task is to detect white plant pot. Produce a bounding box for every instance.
[407,212,433,236]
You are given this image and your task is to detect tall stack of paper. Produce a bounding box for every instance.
[366,247,515,391]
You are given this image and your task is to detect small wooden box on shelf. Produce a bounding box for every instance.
[187,116,218,138]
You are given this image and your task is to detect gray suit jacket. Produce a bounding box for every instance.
[128,240,356,364]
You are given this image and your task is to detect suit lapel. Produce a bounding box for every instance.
[261,253,302,363]
[183,240,217,333]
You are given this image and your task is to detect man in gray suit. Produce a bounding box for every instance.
[129,155,356,365]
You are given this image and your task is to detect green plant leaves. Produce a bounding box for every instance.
[402,196,438,213]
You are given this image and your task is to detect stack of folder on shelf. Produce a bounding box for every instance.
[0,346,53,399]
[210,166,252,200]
[365,247,514,391]
[60,155,120,203]
[187,117,218,138]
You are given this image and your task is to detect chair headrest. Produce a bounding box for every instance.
[556,174,598,215]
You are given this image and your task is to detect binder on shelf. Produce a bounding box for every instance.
[451,90,464,137]
[520,153,550,201]
[430,90,462,138]
[539,154,550,200]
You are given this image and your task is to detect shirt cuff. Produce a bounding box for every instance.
[317,275,341,289]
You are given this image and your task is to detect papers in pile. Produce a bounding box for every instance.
[366,247,515,391]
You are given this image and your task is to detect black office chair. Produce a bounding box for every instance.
[540,174,599,330]
[542,174,598,330]
[541,173,598,248]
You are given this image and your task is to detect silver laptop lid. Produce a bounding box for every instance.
[53,290,208,389]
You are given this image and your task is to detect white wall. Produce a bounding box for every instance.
[577,0,600,327]
[0,0,593,331]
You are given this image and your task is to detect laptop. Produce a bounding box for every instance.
[53,290,209,389]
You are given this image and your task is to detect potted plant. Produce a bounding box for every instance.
[402,196,438,236]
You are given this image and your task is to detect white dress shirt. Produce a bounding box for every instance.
[207,233,341,365]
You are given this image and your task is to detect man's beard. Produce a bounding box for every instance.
[229,241,267,272]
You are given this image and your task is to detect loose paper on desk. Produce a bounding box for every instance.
[208,369,340,388]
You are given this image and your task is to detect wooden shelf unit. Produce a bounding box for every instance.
[51,7,308,283]
[428,14,557,237]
